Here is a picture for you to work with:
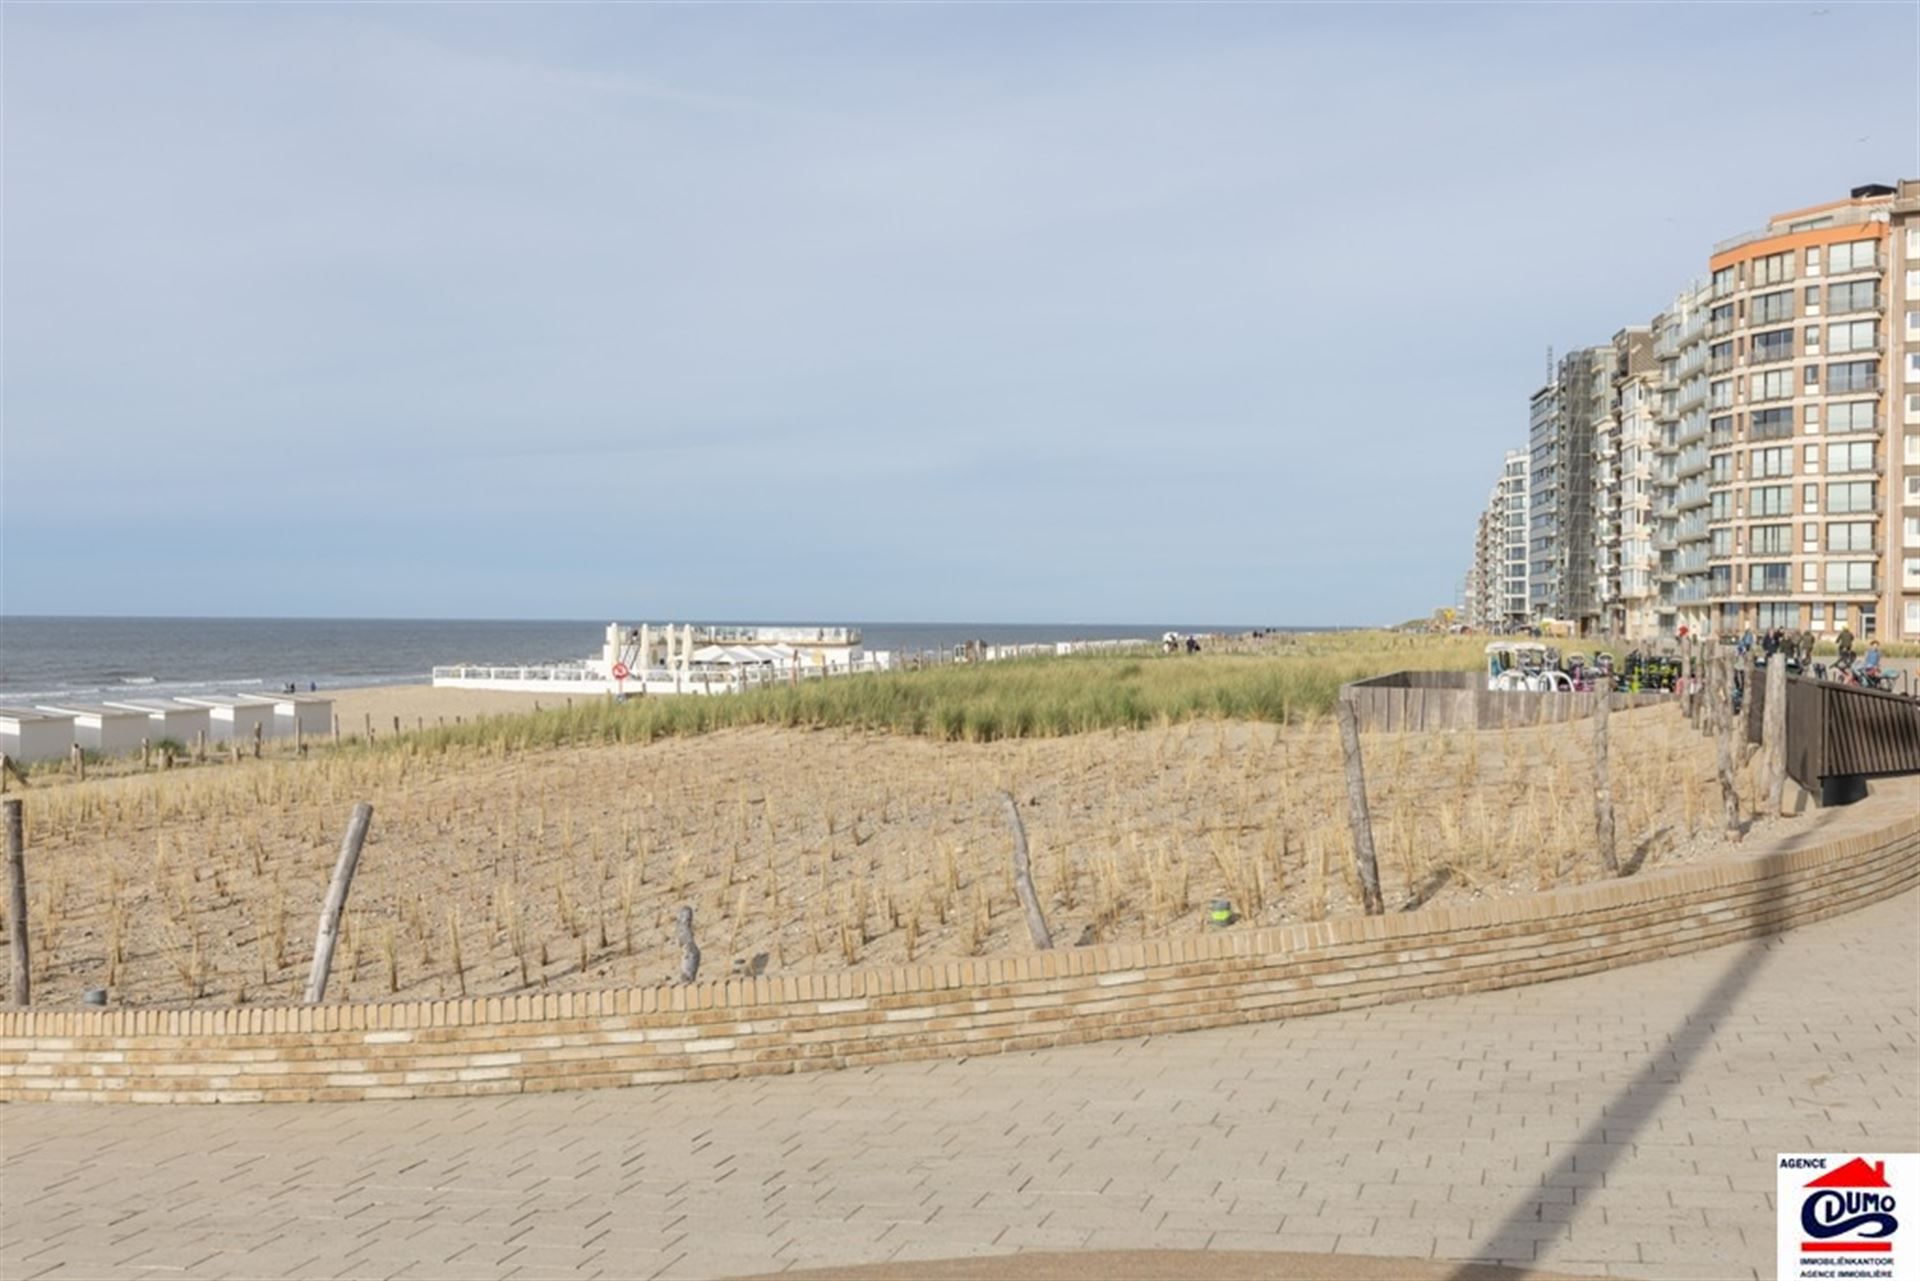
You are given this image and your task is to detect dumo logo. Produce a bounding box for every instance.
[1801,1157,1898,1248]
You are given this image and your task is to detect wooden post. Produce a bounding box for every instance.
[141,737,151,770]
[1764,656,1789,815]
[1593,689,1617,874]
[1714,656,1742,841]
[1000,792,1053,950]
[1334,694,1385,915]
[332,715,340,745]
[293,720,302,754]
[6,799,28,1005]
[392,716,400,735]
[252,720,263,759]
[70,743,85,781]
[363,712,372,740]
[195,730,206,762]
[304,802,374,1004]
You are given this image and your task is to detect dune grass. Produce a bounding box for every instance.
[390,632,1487,753]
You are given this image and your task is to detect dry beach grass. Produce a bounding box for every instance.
[1,650,1807,1008]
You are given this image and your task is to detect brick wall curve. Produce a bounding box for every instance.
[4,779,1915,1104]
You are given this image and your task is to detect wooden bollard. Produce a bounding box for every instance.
[5,798,28,1005]
[252,721,263,759]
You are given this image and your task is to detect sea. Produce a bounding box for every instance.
[0,617,1296,705]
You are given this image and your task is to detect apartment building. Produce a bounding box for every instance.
[1498,449,1530,627]
[1593,328,1658,637]
[1475,180,1918,641]
[1894,181,1920,640]
[1709,184,1897,639]
[1528,348,1604,627]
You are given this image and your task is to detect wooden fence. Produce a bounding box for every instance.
[1745,671,1920,801]
[1344,670,1669,734]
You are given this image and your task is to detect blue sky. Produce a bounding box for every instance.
[4,3,1915,624]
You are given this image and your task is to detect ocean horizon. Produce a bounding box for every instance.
[0,615,1356,705]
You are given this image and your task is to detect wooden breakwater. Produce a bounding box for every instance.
[1345,670,1669,733]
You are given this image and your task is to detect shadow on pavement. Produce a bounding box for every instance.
[748,1248,1596,1280]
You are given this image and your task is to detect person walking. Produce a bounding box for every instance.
[1837,624,1856,669]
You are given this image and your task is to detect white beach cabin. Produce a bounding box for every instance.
[0,707,76,763]
[175,695,279,742]
[35,703,153,755]
[262,693,333,739]
[102,699,214,746]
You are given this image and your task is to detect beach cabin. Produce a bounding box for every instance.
[174,695,278,742]
[263,693,333,739]
[35,703,153,755]
[102,698,213,746]
[0,706,75,763]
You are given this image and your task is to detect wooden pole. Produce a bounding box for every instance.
[1334,694,1385,915]
[141,737,151,770]
[363,712,372,740]
[1000,792,1053,950]
[304,802,374,1004]
[195,730,206,762]
[70,743,85,781]
[252,720,263,759]
[5,799,28,1005]
[1592,688,1617,874]
[332,715,340,745]
[1764,657,1789,815]
[1714,656,1742,841]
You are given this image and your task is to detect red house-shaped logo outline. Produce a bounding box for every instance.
[1806,1158,1892,1190]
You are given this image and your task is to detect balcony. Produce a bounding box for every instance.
[1748,346,1796,367]
[1744,581,1797,596]
[1825,251,1886,276]
[1826,374,1881,396]
[1829,292,1884,316]
[1707,316,1735,338]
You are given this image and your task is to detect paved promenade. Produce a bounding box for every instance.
[5,889,1915,1281]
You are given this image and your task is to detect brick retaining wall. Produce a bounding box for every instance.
[4,779,1916,1104]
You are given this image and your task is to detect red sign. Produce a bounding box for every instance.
[611,662,630,680]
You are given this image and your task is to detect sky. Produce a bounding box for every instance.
[3,4,1916,626]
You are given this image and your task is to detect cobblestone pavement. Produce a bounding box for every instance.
[4,889,1915,1281]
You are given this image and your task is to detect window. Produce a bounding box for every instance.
[1802,563,1818,588]
[1751,369,1794,402]
[1828,320,1878,353]
[1829,280,1880,313]
[1711,454,1733,483]
[1805,285,1821,315]
[1713,265,1737,298]
[1805,246,1822,274]
[1905,517,1920,549]
[1752,485,1793,516]
[1710,302,1735,335]
[1825,441,1874,473]
[1751,524,1792,555]
[1806,325,1820,353]
[1907,309,1920,338]
[1710,340,1735,372]
[1752,291,1794,325]
[1826,521,1874,552]
[1753,251,1794,286]
[1750,563,1791,592]
[1827,239,1879,273]
[1711,378,1735,408]
[1824,561,1875,592]
[1711,528,1734,556]
[1803,443,1820,472]
[1759,602,1798,629]
[1827,360,1878,394]
[1812,602,1828,626]
[1805,364,1820,387]
[1804,403,1821,428]
[1828,401,1877,434]
[1751,328,1794,363]
[1751,407,1793,439]
[1908,434,1920,465]
[1803,522,1819,550]
[1752,446,1793,477]
[1826,480,1876,513]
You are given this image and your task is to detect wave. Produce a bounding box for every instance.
[120,676,158,686]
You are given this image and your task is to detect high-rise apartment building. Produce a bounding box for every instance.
[1528,348,1604,625]
[1594,328,1657,637]
[1466,449,1531,631]
[1893,180,1920,640]
[1709,184,1897,638]
[1473,180,1917,641]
